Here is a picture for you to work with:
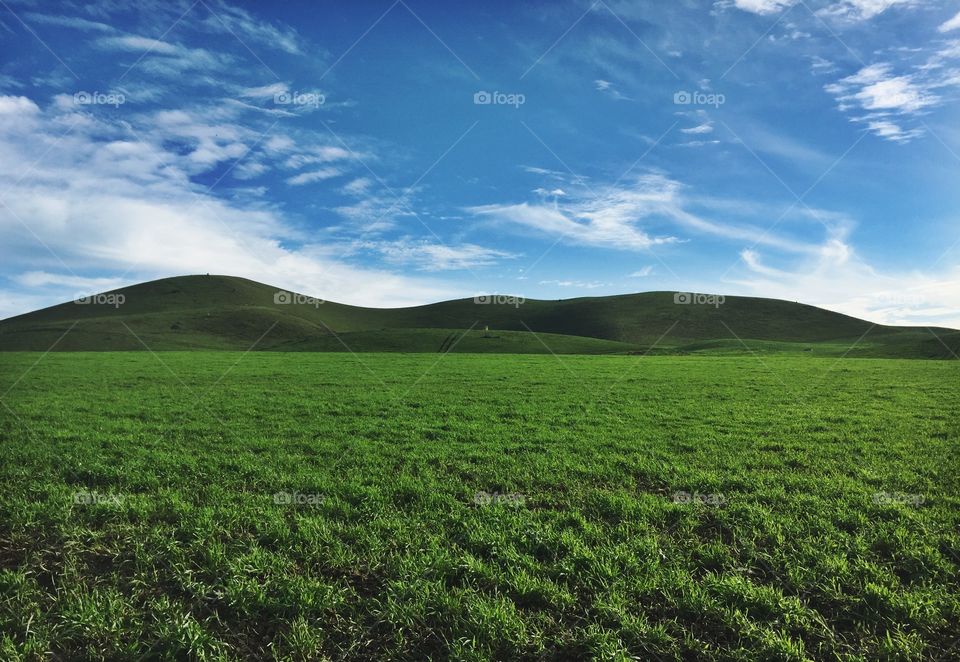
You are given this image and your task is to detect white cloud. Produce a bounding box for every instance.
[96,35,180,54]
[333,191,417,233]
[284,146,353,169]
[731,123,833,166]
[0,74,21,90]
[733,0,917,19]
[200,1,305,55]
[56,0,305,55]
[825,59,959,141]
[629,266,654,277]
[264,135,296,153]
[681,122,714,135]
[819,0,918,21]
[350,240,518,271]
[739,249,789,277]
[0,95,461,317]
[809,55,838,75]
[95,36,231,75]
[241,82,289,99]
[533,187,566,197]
[25,13,115,32]
[470,176,681,251]
[13,271,129,291]
[593,78,631,100]
[539,279,609,289]
[732,245,960,328]
[148,108,252,172]
[733,0,796,15]
[232,160,268,180]
[0,95,40,116]
[286,168,343,186]
[470,202,670,251]
[470,173,823,254]
[849,67,933,113]
[940,11,960,33]
[342,177,373,195]
[521,165,569,180]
[866,119,923,142]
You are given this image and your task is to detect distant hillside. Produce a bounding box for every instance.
[0,274,957,357]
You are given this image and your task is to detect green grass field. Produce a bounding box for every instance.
[1,352,958,660]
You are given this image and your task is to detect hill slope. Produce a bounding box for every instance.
[0,274,956,357]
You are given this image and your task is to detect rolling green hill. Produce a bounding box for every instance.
[0,274,956,357]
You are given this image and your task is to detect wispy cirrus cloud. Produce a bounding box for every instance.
[469,175,679,251]
[593,78,632,101]
[0,93,458,315]
[26,0,308,54]
[286,168,343,186]
[94,35,233,74]
[469,200,673,251]
[817,0,920,21]
[24,12,115,32]
[469,173,832,254]
[539,279,610,289]
[732,0,795,15]
[681,122,714,135]
[732,0,919,19]
[343,239,518,271]
[199,0,306,55]
[734,245,960,328]
[824,49,960,141]
[940,11,960,33]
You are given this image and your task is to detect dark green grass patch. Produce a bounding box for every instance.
[0,353,957,660]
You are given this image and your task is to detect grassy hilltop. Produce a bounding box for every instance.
[0,274,957,357]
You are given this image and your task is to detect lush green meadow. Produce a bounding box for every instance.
[0,352,958,660]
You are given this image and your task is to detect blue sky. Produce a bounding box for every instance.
[1,0,959,326]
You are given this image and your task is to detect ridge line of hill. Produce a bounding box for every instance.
[0,274,956,358]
